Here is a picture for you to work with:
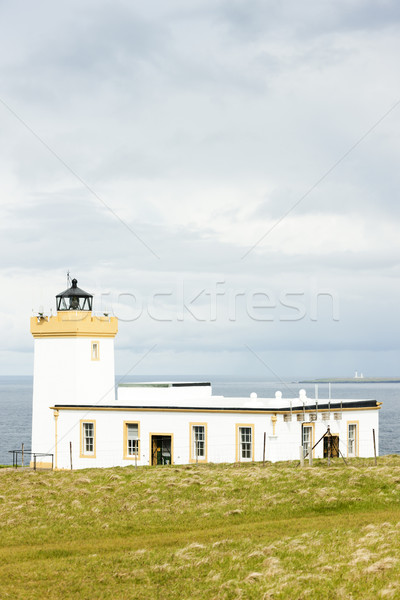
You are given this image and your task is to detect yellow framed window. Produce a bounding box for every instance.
[189,423,207,463]
[124,421,140,460]
[302,424,312,457]
[236,424,254,462]
[348,422,358,457]
[80,420,96,458]
[91,341,99,361]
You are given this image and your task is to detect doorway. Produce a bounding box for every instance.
[151,435,172,465]
[323,435,339,458]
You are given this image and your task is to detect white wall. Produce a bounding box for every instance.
[53,405,380,470]
[32,337,115,457]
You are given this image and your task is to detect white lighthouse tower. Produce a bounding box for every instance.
[30,278,118,468]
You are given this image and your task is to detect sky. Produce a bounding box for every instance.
[1,0,400,379]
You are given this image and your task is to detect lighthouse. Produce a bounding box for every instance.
[28,278,380,471]
[30,278,118,468]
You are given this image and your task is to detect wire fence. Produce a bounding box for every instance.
[38,427,378,470]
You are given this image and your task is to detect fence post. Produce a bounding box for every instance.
[70,442,73,470]
[299,446,304,467]
[373,429,377,466]
[263,432,266,467]
[135,440,139,469]
[327,428,331,466]
[21,443,24,468]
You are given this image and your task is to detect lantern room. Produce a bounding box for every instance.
[56,278,93,312]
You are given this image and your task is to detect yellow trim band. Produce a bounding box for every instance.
[31,312,118,339]
[29,461,53,469]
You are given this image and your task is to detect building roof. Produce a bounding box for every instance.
[118,382,211,388]
[52,399,380,412]
[56,278,92,300]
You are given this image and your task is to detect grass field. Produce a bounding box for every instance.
[1,456,400,599]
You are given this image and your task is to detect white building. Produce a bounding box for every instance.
[31,280,381,469]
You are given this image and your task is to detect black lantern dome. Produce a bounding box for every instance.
[56,278,93,311]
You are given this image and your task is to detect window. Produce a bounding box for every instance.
[193,426,205,459]
[127,423,139,456]
[80,420,96,458]
[302,424,313,458]
[189,423,207,463]
[348,422,358,457]
[236,425,254,462]
[123,422,140,460]
[91,341,99,361]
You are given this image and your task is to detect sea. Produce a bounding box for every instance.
[1,375,399,465]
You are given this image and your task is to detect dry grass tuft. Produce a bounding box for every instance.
[350,548,374,564]
[262,557,282,576]
[365,557,398,573]
[245,571,263,582]
[75,476,92,484]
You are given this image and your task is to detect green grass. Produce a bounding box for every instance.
[1,456,400,599]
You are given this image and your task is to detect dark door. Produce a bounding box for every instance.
[324,435,339,458]
[151,436,172,466]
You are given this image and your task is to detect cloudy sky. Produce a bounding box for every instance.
[1,0,400,379]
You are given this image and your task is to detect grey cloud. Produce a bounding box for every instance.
[216,0,400,41]
[1,0,400,376]
[3,190,400,280]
